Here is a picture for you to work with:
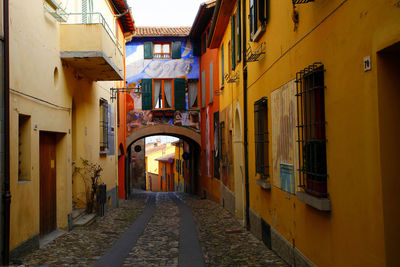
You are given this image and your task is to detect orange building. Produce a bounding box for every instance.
[190,0,221,202]
[156,154,175,192]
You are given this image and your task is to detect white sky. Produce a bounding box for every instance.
[128,0,206,27]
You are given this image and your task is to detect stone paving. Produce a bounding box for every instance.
[16,196,147,266]
[181,194,288,267]
[123,193,180,267]
[15,192,287,267]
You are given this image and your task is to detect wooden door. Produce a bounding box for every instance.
[40,132,57,237]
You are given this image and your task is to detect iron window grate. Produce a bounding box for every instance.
[293,0,314,4]
[295,63,327,198]
[99,98,108,151]
[254,97,269,178]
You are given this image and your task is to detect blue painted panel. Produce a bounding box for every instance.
[280,163,295,194]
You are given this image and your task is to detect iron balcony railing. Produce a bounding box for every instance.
[61,12,123,56]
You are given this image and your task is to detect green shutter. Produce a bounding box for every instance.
[144,42,153,59]
[174,78,186,110]
[141,79,152,110]
[221,45,224,84]
[231,16,236,70]
[192,40,200,56]
[172,41,182,59]
[237,2,241,63]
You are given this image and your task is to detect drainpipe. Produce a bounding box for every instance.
[3,0,11,264]
[241,0,250,230]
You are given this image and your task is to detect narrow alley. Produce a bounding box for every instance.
[18,192,286,266]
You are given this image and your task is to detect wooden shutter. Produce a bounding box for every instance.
[172,41,182,59]
[192,40,201,56]
[221,45,224,84]
[144,42,153,59]
[236,2,241,63]
[174,78,186,110]
[259,0,269,24]
[231,16,236,70]
[141,79,152,110]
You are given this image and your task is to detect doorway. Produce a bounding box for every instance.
[39,132,57,237]
[233,107,245,222]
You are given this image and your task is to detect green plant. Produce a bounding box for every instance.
[74,158,103,214]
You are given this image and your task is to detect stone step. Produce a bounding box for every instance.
[73,213,96,228]
[72,208,86,221]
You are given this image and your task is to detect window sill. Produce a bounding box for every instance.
[18,180,31,184]
[251,24,266,42]
[256,178,271,190]
[297,191,331,211]
[99,151,108,156]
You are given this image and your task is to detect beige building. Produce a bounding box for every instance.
[9,0,134,258]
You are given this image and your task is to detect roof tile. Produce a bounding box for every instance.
[135,26,191,37]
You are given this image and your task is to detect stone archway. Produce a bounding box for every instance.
[126,125,201,147]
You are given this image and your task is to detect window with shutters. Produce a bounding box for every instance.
[202,32,207,54]
[221,44,225,86]
[154,79,174,109]
[153,42,171,59]
[296,63,328,198]
[201,71,206,108]
[231,15,236,70]
[188,81,199,109]
[249,0,269,42]
[209,61,213,104]
[254,97,269,178]
[100,98,109,152]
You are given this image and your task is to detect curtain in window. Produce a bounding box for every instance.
[164,80,172,108]
[189,82,197,108]
[154,80,161,108]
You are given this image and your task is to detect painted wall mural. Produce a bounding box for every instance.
[125,38,200,134]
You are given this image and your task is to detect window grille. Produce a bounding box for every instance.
[254,97,269,178]
[293,0,314,4]
[295,63,327,198]
[99,98,108,151]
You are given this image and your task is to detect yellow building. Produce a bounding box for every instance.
[208,0,246,224]
[9,0,134,258]
[145,140,175,191]
[209,0,400,266]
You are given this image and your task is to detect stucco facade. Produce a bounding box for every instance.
[9,0,134,257]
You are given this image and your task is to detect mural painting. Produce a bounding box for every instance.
[125,38,200,134]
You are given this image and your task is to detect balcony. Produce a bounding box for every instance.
[60,13,124,81]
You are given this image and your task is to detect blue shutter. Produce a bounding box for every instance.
[231,16,236,70]
[209,62,213,103]
[174,78,186,110]
[237,2,241,63]
[144,42,153,59]
[172,41,182,59]
[141,79,152,110]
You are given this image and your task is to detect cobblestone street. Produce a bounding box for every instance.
[16,192,287,266]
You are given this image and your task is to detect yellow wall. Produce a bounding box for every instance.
[9,0,123,251]
[146,143,175,190]
[244,0,400,266]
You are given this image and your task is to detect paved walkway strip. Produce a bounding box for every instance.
[94,194,156,267]
[171,193,206,267]
[123,193,180,266]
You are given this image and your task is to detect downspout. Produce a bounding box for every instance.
[2,0,11,264]
[241,0,250,229]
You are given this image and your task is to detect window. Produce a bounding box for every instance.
[153,42,171,59]
[188,81,198,108]
[296,63,327,198]
[99,98,108,152]
[249,0,269,41]
[209,61,213,103]
[228,41,232,71]
[202,32,207,54]
[254,98,269,178]
[201,71,206,108]
[231,15,236,70]
[18,114,31,181]
[154,79,173,109]
[221,44,225,85]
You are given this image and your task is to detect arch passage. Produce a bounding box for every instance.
[126,125,201,147]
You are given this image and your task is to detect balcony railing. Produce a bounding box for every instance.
[61,12,123,56]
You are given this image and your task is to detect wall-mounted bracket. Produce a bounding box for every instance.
[246,42,266,62]
[224,72,240,83]
[110,86,141,102]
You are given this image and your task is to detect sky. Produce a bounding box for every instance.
[145,135,179,145]
[128,0,206,27]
